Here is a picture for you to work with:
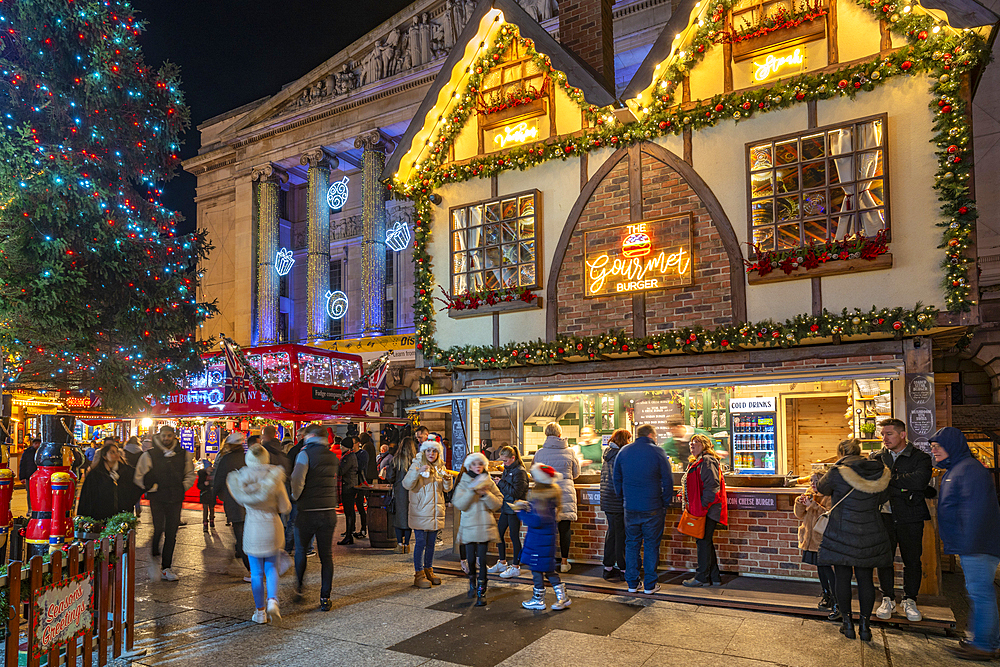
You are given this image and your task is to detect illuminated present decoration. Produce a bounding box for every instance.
[583,214,694,297]
[275,247,295,276]
[752,47,805,82]
[326,176,350,211]
[385,220,411,252]
[491,120,539,150]
[325,290,349,319]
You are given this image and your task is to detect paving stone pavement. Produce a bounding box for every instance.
[102,507,978,667]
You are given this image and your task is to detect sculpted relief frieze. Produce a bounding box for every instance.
[285,0,558,113]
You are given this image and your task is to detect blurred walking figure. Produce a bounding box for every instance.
[489,445,529,579]
[517,464,571,610]
[134,426,195,582]
[531,422,581,573]
[930,427,1000,661]
[403,439,453,588]
[385,437,417,553]
[817,438,891,642]
[196,449,216,532]
[453,452,502,606]
[213,433,251,579]
[228,443,291,625]
[77,441,142,522]
[338,436,360,546]
[290,424,340,612]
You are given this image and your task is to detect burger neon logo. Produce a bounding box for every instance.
[584,220,693,296]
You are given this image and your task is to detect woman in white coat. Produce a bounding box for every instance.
[228,443,292,624]
[403,440,454,588]
[531,422,581,572]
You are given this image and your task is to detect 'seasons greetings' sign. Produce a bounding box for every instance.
[33,572,93,658]
[584,214,693,297]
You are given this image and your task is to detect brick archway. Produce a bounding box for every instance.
[545,142,747,341]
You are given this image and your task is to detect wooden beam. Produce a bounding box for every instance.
[828,0,839,65]
[812,277,823,316]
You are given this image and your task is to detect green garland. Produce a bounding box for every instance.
[403,1,986,368]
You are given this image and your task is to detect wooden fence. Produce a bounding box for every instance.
[1,531,136,667]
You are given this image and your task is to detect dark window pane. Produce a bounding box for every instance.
[775,139,798,165]
[750,144,773,171]
[501,199,517,220]
[801,133,825,160]
[802,190,828,217]
[804,220,828,243]
[752,200,774,226]
[753,226,775,251]
[485,202,500,223]
[777,223,801,249]
[777,195,799,223]
[751,172,774,198]
[776,168,799,194]
[802,161,826,189]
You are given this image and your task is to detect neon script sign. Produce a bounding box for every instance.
[583,215,694,297]
[753,48,804,82]
[493,121,538,149]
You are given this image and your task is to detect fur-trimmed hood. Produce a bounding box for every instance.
[227,465,285,509]
[835,456,891,494]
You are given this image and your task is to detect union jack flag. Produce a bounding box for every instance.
[222,340,250,404]
[361,361,388,413]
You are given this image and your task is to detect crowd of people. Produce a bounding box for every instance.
[14,414,997,659]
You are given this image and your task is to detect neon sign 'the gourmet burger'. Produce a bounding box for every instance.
[584,218,693,296]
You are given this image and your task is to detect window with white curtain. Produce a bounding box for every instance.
[747,114,888,252]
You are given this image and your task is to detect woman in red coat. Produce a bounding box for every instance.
[681,434,728,587]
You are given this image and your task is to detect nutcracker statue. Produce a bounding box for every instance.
[25,415,81,559]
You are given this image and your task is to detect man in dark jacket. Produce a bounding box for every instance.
[930,427,1000,661]
[284,427,307,554]
[600,432,627,582]
[338,437,360,545]
[291,424,340,611]
[18,438,40,513]
[261,425,292,476]
[134,426,195,581]
[613,424,674,594]
[871,418,932,622]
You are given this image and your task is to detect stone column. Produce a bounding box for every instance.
[354,130,393,336]
[300,148,338,343]
[251,163,288,345]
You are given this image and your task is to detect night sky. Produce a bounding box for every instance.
[133,1,414,232]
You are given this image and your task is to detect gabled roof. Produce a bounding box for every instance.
[623,0,998,101]
[382,0,619,181]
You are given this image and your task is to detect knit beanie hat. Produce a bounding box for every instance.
[463,452,488,470]
[246,443,269,468]
[530,463,559,485]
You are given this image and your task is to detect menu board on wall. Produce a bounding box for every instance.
[633,400,681,436]
[905,373,936,454]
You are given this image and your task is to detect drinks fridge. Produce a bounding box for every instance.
[729,397,777,475]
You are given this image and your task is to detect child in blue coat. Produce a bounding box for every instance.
[515,464,571,611]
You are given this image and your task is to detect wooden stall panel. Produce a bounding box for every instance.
[788,396,852,477]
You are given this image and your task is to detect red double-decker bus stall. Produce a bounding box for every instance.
[150,343,370,421]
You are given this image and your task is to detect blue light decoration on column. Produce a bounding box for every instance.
[325,290,349,319]
[326,176,350,211]
[275,247,295,276]
[385,220,411,252]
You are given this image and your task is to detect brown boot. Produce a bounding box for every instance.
[403,544,410,554]
[413,570,431,589]
[424,567,442,586]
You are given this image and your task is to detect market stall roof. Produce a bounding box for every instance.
[415,363,902,402]
[623,0,999,104]
[407,397,522,414]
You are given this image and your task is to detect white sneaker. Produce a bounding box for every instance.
[251,610,268,624]
[243,576,252,583]
[487,561,507,574]
[901,598,922,621]
[460,559,469,574]
[266,598,281,622]
[160,568,179,582]
[500,565,521,579]
[876,597,896,620]
[559,561,571,573]
[643,583,662,595]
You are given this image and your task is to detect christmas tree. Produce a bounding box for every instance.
[0,0,217,413]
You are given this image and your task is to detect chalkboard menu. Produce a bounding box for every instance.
[633,400,681,435]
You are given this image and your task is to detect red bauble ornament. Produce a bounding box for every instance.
[758,102,766,109]
[576,343,584,350]
[795,92,805,101]
[715,103,724,112]
[900,61,912,71]
[892,321,902,330]
[917,30,928,39]
[949,239,959,246]
[854,82,862,89]
[838,80,848,89]
[646,343,654,350]
[697,44,705,52]
[659,121,668,130]
[959,206,969,214]
[772,331,780,338]
[557,348,564,354]
[511,350,518,356]
[721,339,729,346]
[416,343,423,350]
[941,105,952,113]
[622,344,629,352]
[742,102,751,110]
[947,145,958,153]
[419,289,426,295]
[810,324,820,332]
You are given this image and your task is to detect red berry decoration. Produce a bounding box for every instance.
[854,81,862,89]
[557,348,564,354]
[810,324,820,332]
[758,102,766,109]
[622,344,629,352]
[959,206,969,214]
[901,61,912,70]
[647,343,654,350]
[715,103,724,112]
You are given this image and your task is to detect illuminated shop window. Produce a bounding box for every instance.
[260,352,291,384]
[449,190,539,295]
[747,114,887,252]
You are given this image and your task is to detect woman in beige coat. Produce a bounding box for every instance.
[403,439,454,588]
[228,443,292,625]
[453,452,502,605]
[795,472,836,618]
